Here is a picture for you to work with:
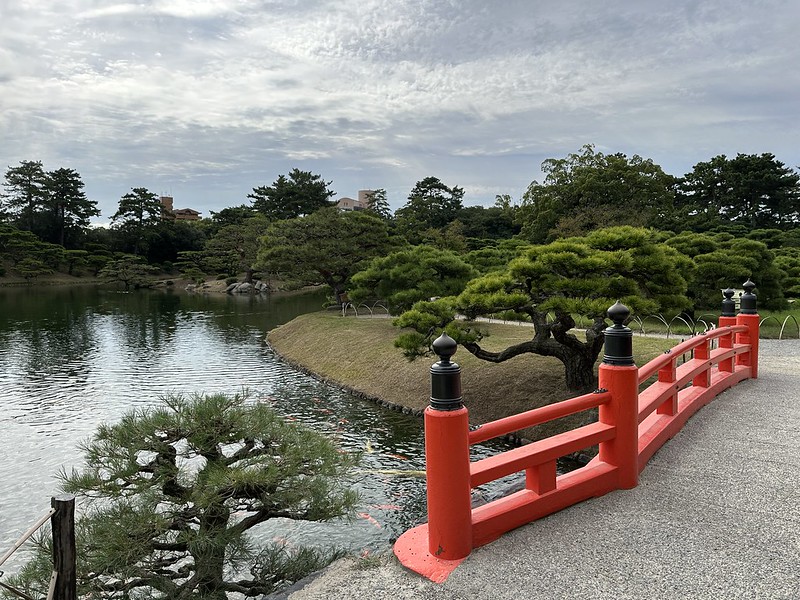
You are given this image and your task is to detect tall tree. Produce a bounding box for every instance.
[206,204,257,235]
[43,167,99,247]
[145,220,207,266]
[257,207,398,304]
[203,214,269,282]
[394,227,691,391]
[248,169,335,220]
[2,160,47,231]
[364,188,392,220]
[516,145,677,243]
[677,153,800,231]
[394,177,464,243]
[7,393,357,599]
[456,205,519,241]
[111,188,163,255]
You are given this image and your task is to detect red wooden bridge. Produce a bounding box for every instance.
[394,284,761,583]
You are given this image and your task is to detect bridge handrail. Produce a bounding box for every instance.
[467,389,612,445]
[637,324,748,382]
[395,281,762,582]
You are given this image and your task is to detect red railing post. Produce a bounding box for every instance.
[598,302,639,489]
[692,334,711,387]
[424,333,472,560]
[718,288,737,373]
[735,279,760,378]
[657,360,677,415]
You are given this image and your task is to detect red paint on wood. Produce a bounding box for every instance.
[598,363,639,489]
[468,390,610,445]
[394,316,760,582]
[718,316,737,373]
[527,461,557,494]
[657,361,678,416]
[471,462,618,547]
[470,422,615,487]
[424,406,472,561]
[393,525,465,583]
[692,337,711,388]
[736,313,760,378]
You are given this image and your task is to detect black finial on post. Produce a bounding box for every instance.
[721,288,736,317]
[430,332,463,411]
[603,301,634,366]
[739,279,757,314]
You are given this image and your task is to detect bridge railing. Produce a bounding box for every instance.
[394,282,760,582]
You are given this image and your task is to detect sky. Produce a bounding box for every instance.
[1,0,799,224]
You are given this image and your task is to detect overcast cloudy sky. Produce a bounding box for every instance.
[1,0,798,222]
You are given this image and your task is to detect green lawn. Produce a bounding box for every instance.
[268,312,677,442]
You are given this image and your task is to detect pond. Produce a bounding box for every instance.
[0,285,508,573]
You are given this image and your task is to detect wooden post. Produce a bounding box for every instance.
[692,334,711,387]
[51,495,76,600]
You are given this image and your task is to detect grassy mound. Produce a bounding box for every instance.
[268,312,677,443]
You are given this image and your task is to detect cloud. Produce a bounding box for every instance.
[1,0,798,221]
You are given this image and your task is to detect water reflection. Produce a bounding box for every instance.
[0,286,508,573]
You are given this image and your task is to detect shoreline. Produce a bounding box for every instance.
[265,338,427,419]
[0,273,321,297]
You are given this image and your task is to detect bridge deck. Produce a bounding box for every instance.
[287,339,799,600]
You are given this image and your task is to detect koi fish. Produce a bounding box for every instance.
[386,453,409,460]
[370,504,402,511]
[357,512,382,529]
[368,468,426,478]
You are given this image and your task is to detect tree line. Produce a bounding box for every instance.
[3,148,800,387]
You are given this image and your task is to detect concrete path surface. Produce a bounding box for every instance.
[287,340,800,600]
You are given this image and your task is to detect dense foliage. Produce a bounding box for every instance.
[4,156,798,303]
[5,393,357,599]
[3,151,800,598]
[516,145,677,243]
[256,207,399,303]
[349,245,478,313]
[393,227,692,390]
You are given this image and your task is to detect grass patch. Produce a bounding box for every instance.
[629,309,800,339]
[757,308,800,339]
[268,312,677,442]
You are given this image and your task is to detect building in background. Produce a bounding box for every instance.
[160,196,202,221]
[336,189,375,211]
